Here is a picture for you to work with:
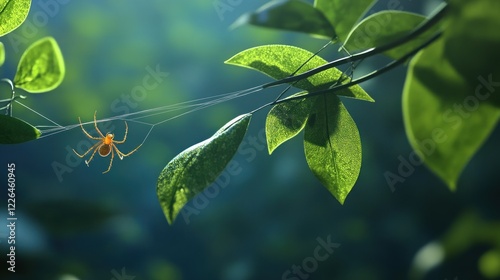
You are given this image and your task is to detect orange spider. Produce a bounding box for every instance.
[73,111,142,174]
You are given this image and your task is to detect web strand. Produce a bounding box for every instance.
[35,84,265,141]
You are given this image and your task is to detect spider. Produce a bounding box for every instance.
[73,111,142,174]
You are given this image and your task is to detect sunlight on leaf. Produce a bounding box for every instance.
[266,92,314,154]
[225,44,373,102]
[0,42,4,66]
[344,11,441,59]
[231,0,335,39]
[304,94,361,204]
[0,114,41,144]
[157,114,252,224]
[403,38,500,190]
[14,36,65,93]
[0,0,31,36]
[314,0,375,42]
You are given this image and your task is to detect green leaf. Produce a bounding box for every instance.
[0,42,4,66]
[266,92,314,154]
[343,11,442,60]
[444,0,500,93]
[304,94,361,204]
[403,38,500,190]
[225,44,374,102]
[0,114,41,144]
[0,0,31,36]
[231,0,335,39]
[14,37,65,93]
[314,0,375,42]
[157,114,252,224]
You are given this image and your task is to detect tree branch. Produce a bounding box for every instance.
[261,2,449,90]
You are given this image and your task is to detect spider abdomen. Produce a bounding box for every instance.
[99,144,112,157]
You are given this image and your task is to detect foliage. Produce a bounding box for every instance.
[0,42,4,66]
[0,114,40,144]
[0,0,31,36]
[0,0,497,229]
[14,37,66,93]
[157,114,251,224]
[0,0,65,144]
[403,38,500,190]
[156,0,499,224]
[343,11,441,59]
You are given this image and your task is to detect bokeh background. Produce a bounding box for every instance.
[1,0,499,279]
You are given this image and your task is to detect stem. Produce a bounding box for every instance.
[1,78,15,116]
[272,40,333,104]
[0,78,26,116]
[247,2,448,113]
[273,31,442,105]
[261,2,449,90]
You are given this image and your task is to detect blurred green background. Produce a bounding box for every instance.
[1,0,499,279]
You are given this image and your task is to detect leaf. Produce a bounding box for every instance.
[14,37,65,93]
[444,0,500,94]
[225,44,374,102]
[0,114,41,144]
[314,0,375,42]
[343,11,442,60]
[0,0,31,36]
[231,0,335,39]
[266,92,314,154]
[304,94,362,204]
[0,41,4,66]
[157,114,252,224]
[403,38,500,190]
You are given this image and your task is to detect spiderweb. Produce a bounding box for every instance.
[22,85,264,145]
[1,41,339,149]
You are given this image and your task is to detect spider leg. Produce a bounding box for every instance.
[79,116,101,140]
[103,147,114,174]
[93,110,105,138]
[113,145,125,160]
[113,121,128,144]
[115,143,142,158]
[85,144,102,166]
[73,142,101,158]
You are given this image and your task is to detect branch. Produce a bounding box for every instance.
[262,2,449,89]
[273,31,443,105]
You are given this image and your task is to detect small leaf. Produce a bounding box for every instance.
[157,114,252,224]
[314,0,375,42]
[304,94,362,204]
[0,114,41,144]
[0,42,4,66]
[225,45,374,102]
[14,37,65,93]
[0,0,31,36]
[343,11,442,60]
[231,0,335,39]
[403,38,500,190]
[266,91,314,154]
